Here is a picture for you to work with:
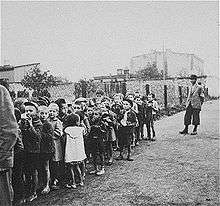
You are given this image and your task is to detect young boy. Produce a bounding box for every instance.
[116,99,137,161]
[48,103,63,189]
[134,96,145,144]
[89,109,106,175]
[99,103,116,165]
[126,93,138,147]
[20,101,42,202]
[39,105,55,194]
[111,93,124,151]
[144,94,157,141]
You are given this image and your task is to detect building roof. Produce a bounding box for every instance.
[94,74,138,81]
[14,62,40,68]
[0,62,40,72]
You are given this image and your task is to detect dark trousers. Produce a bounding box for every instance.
[50,161,62,185]
[135,121,144,142]
[23,153,39,197]
[0,169,13,206]
[105,141,113,160]
[145,119,155,139]
[91,138,105,167]
[184,104,200,126]
[12,153,24,203]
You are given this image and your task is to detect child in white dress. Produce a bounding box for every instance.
[64,113,86,188]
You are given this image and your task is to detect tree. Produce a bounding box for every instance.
[74,79,99,98]
[21,65,59,97]
[136,62,163,80]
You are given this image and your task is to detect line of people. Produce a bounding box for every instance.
[11,90,159,205]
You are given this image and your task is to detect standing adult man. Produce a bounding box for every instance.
[179,74,204,135]
[0,85,18,206]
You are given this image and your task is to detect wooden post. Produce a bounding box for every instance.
[164,85,167,109]
[122,79,127,96]
[145,84,150,96]
[81,81,87,98]
[178,86,182,105]
[186,86,189,96]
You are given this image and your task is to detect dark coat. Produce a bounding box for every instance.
[0,85,18,169]
[40,120,55,154]
[20,116,42,153]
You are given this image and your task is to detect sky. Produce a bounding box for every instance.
[1,1,219,82]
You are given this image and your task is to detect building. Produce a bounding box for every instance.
[130,49,204,77]
[0,62,40,82]
[0,62,40,92]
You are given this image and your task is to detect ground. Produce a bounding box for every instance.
[29,100,219,206]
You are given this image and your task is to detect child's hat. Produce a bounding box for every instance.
[24,101,39,110]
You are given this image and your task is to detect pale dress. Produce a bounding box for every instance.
[64,126,86,163]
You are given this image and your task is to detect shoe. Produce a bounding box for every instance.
[179,130,188,134]
[190,131,197,135]
[51,184,60,190]
[96,168,105,175]
[150,138,156,141]
[14,199,26,206]
[107,157,113,166]
[79,182,84,186]
[89,170,98,174]
[65,184,72,189]
[126,157,134,161]
[106,161,113,166]
[41,186,50,194]
[65,184,77,189]
[115,155,123,161]
[27,193,37,202]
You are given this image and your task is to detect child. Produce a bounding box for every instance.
[64,113,86,188]
[111,93,124,151]
[39,105,55,194]
[134,96,145,144]
[89,109,106,175]
[126,93,139,147]
[48,103,63,189]
[144,94,157,141]
[20,101,42,202]
[99,103,116,165]
[116,99,137,161]
[151,93,159,121]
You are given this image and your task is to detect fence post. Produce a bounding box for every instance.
[178,86,182,105]
[122,79,127,97]
[186,87,189,97]
[164,85,167,109]
[81,81,87,98]
[145,84,150,96]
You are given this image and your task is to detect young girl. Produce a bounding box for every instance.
[64,113,86,188]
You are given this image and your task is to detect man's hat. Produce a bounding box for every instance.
[190,74,197,80]
[24,101,39,110]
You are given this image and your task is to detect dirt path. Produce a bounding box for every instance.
[29,100,220,206]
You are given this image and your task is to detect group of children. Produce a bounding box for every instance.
[12,91,159,205]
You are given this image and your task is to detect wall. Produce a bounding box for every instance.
[48,83,76,102]
[126,78,206,108]
[129,49,204,78]
[0,69,14,82]
[47,77,207,108]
